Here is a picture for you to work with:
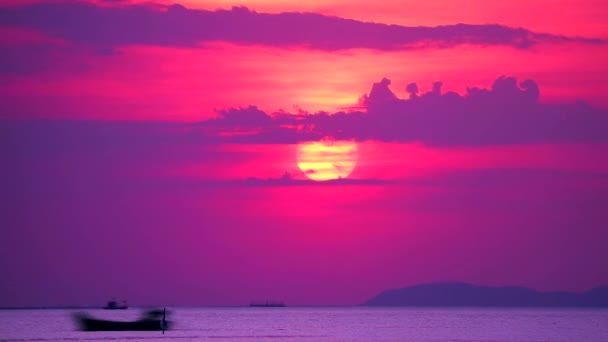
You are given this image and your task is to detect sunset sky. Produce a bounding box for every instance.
[1,0,608,307]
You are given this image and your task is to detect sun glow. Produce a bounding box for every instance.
[296,139,358,181]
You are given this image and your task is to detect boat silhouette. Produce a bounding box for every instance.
[73,308,170,332]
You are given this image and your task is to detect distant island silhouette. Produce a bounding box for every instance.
[363,282,608,307]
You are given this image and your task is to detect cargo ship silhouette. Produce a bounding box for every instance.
[249,300,286,307]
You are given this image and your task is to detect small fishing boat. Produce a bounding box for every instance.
[73,308,170,332]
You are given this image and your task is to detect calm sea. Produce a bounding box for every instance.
[1,307,607,341]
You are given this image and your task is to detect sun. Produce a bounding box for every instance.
[296,139,358,181]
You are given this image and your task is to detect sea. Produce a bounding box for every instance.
[1,307,607,342]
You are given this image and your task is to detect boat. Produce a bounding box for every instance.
[103,299,128,310]
[73,308,171,332]
[249,300,286,307]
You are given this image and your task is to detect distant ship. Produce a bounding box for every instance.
[249,300,286,307]
[103,299,128,310]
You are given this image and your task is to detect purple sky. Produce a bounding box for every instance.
[1,0,608,307]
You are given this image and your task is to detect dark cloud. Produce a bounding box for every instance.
[200,76,608,146]
[0,2,603,51]
[206,106,272,128]
[178,176,397,188]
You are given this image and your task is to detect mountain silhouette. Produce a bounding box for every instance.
[363,282,608,307]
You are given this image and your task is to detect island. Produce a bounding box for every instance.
[362,282,608,307]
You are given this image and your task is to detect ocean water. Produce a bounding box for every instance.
[1,307,607,342]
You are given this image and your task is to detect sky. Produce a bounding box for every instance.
[1,0,608,307]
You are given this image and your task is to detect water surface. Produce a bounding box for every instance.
[1,307,607,341]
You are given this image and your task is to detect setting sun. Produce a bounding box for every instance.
[296,139,358,181]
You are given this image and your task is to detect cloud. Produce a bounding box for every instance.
[179,176,397,188]
[198,75,608,146]
[206,106,272,128]
[0,2,604,51]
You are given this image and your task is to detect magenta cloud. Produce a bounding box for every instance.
[0,2,604,51]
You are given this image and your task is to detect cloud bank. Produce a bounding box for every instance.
[0,2,604,51]
[201,76,608,147]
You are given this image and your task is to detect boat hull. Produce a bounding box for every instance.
[73,313,170,331]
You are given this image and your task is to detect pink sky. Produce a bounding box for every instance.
[3,41,608,121]
[1,1,608,120]
[1,0,608,307]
